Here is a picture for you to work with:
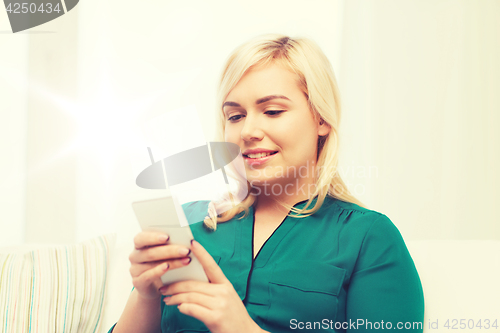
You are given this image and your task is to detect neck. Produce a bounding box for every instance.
[252,176,317,213]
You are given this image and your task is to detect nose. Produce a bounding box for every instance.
[240,113,264,142]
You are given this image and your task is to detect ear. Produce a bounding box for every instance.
[318,118,331,136]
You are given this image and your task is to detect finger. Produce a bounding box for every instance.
[160,280,219,297]
[133,231,170,249]
[129,257,192,277]
[176,302,214,326]
[129,244,191,264]
[164,291,216,310]
[132,262,169,288]
[190,239,228,284]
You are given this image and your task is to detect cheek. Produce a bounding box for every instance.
[280,127,318,159]
[224,126,239,143]
[269,119,305,147]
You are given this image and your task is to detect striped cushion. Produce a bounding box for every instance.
[0,234,116,333]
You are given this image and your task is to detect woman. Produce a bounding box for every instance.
[110,34,424,333]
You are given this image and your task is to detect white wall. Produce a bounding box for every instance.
[0,14,28,246]
[1,0,499,246]
[338,0,500,240]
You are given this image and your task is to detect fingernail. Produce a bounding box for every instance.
[159,286,168,293]
[178,247,190,256]
[164,296,171,303]
[159,235,169,243]
[181,257,191,265]
[162,263,169,271]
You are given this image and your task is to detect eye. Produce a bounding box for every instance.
[265,110,285,116]
[227,114,245,122]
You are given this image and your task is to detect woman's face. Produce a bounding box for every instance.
[223,63,330,191]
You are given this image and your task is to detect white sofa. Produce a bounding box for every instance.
[2,237,499,332]
[102,239,500,333]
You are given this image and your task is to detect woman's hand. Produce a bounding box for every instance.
[159,240,264,333]
[128,231,192,301]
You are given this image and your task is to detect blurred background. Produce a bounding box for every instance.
[1,0,499,246]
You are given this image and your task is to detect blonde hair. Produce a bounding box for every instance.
[203,33,365,230]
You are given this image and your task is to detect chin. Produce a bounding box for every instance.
[248,177,275,187]
[248,177,290,191]
[248,178,270,187]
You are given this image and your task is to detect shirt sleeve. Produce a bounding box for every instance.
[346,214,424,332]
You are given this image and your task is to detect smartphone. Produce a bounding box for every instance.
[131,195,208,285]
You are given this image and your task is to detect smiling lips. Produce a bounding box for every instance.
[243,149,278,166]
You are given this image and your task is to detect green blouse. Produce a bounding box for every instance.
[109,196,424,332]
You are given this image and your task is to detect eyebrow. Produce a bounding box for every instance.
[222,95,291,108]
